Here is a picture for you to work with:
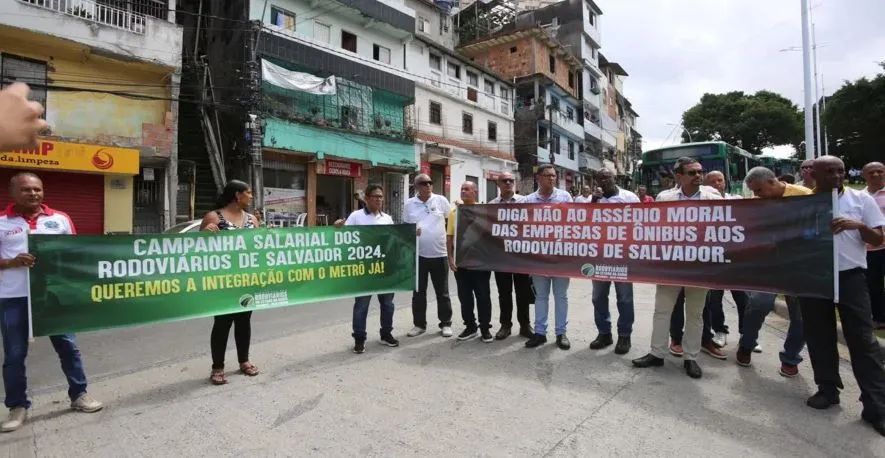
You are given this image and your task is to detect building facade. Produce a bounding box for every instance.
[180,0,417,225]
[459,26,584,195]
[407,0,516,203]
[0,0,183,234]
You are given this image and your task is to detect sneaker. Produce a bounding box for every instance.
[712,331,727,348]
[441,326,453,338]
[779,363,799,378]
[702,343,727,360]
[380,335,399,347]
[481,329,494,343]
[71,393,104,413]
[753,344,762,353]
[525,333,547,348]
[457,328,478,341]
[407,326,426,337]
[353,340,366,354]
[0,408,27,433]
[669,340,684,357]
[735,347,752,367]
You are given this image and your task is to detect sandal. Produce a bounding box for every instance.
[210,368,227,385]
[239,361,260,376]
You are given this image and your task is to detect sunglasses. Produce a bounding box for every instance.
[500,179,514,183]
[417,181,433,186]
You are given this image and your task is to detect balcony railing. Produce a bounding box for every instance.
[18,0,171,33]
[261,79,416,144]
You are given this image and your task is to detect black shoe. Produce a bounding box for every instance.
[632,353,664,368]
[525,333,547,348]
[556,334,571,350]
[519,326,534,338]
[495,327,511,340]
[614,336,631,355]
[481,328,494,343]
[353,340,366,354]
[862,412,885,437]
[380,334,399,347]
[589,333,613,350]
[684,360,703,379]
[457,328,479,341]
[806,390,840,410]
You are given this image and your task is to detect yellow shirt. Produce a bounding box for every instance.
[446,207,457,236]
[783,183,812,197]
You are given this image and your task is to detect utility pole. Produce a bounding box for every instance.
[247,21,264,209]
[822,73,830,156]
[812,22,822,157]
[800,0,816,160]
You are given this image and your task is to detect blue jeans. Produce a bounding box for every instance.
[1,297,88,408]
[352,294,395,341]
[591,281,634,336]
[739,292,805,366]
[531,276,569,336]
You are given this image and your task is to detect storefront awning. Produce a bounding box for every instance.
[2,139,140,175]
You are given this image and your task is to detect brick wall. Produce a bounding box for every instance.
[141,111,175,157]
[471,35,579,99]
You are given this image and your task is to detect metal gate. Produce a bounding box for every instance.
[133,167,166,233]
[385,172,405,223]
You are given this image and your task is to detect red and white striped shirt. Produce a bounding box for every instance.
[0,204,76,298]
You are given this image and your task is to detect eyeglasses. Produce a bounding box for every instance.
[683,170,704,177]
[417,181,433,186]
[500,179,514,183]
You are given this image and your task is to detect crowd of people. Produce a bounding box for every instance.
[0,82,884,438]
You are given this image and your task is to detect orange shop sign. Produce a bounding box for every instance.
[0,140,140,175]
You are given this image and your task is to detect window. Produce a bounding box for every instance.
[550,97,560,110]
[568,140,575,160]
[462,112,473,134]
[500,87,509,100]
[447,62,460,79]
[271,7,296,31]
[466,71,478,87]
[429,101,442,125]
[417,16,431,33]
[0,54,47,117]
[588,12,596,26]
[467,87,478,102]
[487,121,497,141]
[568,71,575,89]
[566,107,574,120]
[373,44,391,64]
[551,135,561,154]
[486,179,497,203]
[341,30,357,53]
[314,22,331,43]
[510,46,517,53]
[429,53,441,71]
[549,54,556,73]
[484,79,495,95]
[538,126,548,145]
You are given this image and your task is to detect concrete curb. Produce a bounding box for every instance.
[772,297,885,348]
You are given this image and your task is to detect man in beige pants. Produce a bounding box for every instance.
[632,157,722,379]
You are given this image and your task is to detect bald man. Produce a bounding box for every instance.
[800,156,885,437]
[862,162,885,328]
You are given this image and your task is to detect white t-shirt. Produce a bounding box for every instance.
[863,186,885,251]
[574,195,593,203]
[835,187,885,271]
[598,187,641,204]
[403,194,450,258]
[0,205,76,298]
[523,188,573,204]
[344,209,394,226]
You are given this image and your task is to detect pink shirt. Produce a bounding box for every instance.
[864,186,885,251]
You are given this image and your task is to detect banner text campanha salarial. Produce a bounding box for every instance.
[97,232,356,279]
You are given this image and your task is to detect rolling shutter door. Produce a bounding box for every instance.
[0,169,105,234]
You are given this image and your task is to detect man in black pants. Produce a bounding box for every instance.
[404,174,454,338]
[488,172,533,339]
[801,156,885,437]
[447,182,493,343]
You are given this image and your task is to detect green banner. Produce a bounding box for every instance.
[28,225,417,336]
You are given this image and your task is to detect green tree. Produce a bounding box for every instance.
[822,64,885,168]
[680,90,803,153]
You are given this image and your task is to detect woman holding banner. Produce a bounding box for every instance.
[201,180,260,385]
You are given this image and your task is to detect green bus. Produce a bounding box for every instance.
[760,156,800,179]
[637,141,763,197]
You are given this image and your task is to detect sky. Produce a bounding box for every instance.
[597,0,885,158]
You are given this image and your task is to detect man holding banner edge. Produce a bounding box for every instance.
[0,173,103,433]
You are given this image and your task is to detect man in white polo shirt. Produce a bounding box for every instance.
[800,156,885,437]
[335,184,399,354]
[588,168,639,355]
[0,172,103,432]
[862,162,885,328]
[403,174,453,338]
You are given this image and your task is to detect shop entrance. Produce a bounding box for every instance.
[316,175,353,226]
